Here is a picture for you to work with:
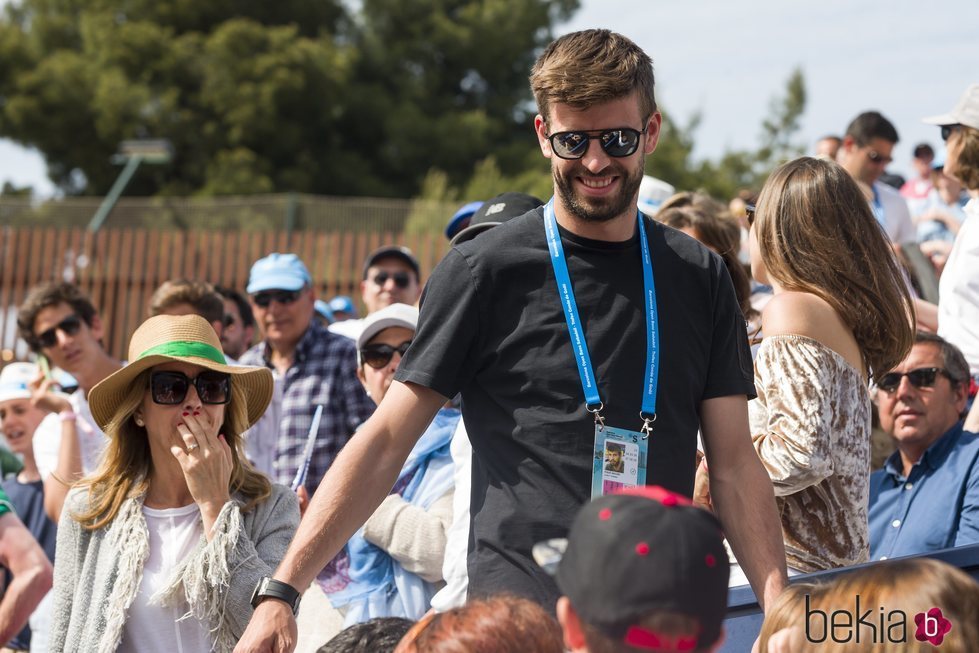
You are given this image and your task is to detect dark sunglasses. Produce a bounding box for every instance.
[36,314,83,348]
[150,370,232,405]
[252,289,303,308]
[547,126,646,160]
[865,148,893,165]
[360,341,411,369]
[877,367,953,393]
[372,271,412,289]
[941,124,962,142]
[745,204,756,227]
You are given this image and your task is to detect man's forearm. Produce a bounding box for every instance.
[711,453,787,611]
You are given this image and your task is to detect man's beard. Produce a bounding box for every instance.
[554,156,645,224]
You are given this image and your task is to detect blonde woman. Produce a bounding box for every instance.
[50,314,299,653]
[699,157,914,577]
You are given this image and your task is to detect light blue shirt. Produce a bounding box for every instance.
[869,422,979,560]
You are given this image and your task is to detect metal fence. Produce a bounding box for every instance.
[0,219,452,362]
[0,193,459,234]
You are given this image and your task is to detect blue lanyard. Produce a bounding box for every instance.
[871,184,885,228]
[543,199,660,435]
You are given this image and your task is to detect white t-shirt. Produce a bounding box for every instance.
[33,389,108,479]
[874,181,916,244]
[429,419,471,612]
[938,198,979,374]
[117,502,212,653]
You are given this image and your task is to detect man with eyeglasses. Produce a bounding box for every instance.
[238,253,374,497]
[868,332,979,560]
[838,111,916,245]
[236,30,787,652]
[16,282,124,521]
[328,246,422,341]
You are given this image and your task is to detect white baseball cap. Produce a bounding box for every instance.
[923,83,979,131]
[356,303,419,353]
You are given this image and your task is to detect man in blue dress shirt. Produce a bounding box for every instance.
[869,332,979,560]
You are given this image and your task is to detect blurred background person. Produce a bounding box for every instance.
[16,282,124,523]
[50,315,299,653]
[216,286,258,361]
[900,142,936,207]
[0,363,60,652]
[329,247,422,341]
[924,84,979,387]
[327,296,358,323]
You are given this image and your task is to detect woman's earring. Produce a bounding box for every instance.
[135,415,145,427]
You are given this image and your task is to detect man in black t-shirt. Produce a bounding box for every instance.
[236,30,787,652]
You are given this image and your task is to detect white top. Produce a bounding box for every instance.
[33,389,108,479]
[117,503,212,653]
[874,181,916,244]
[429,418,471,612]
[242,368,283,477]
[939,198,979,374]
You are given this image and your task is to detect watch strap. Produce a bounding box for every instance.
[251,577,301,615]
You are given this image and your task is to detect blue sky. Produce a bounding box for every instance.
[2,0,978,198]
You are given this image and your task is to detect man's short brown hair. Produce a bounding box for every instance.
[148,280,225,325]
[530,29,657,124]
[17,282,98,352]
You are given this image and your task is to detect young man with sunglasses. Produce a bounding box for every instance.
[869,332,979,560]
[328,246,422,342]
[235,31,787,652]
[16,282,124,521]
[238,253,374,498]
[838,111,916,245]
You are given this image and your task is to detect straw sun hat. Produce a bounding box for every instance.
[89,314,273,433]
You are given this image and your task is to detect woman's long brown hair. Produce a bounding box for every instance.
[754,157,914,379]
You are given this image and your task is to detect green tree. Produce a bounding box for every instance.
[0,0,577,198]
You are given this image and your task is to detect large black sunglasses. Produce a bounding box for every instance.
[36,314,83,348]
[547,126,646,160]
[941,124,962,142]
[877,367,953,394]
[252,289,303,308]
[360,341,412,369]
[150,370,232,405]
[372,271,412,289]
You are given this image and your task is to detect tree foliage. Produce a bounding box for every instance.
[0,0,577,197]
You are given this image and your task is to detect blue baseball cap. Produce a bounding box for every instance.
[445,201,484,240]
[328,295,357,317]
[313,300,334,323]
[246,253,312,294]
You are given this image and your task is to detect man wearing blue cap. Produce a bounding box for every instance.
[238,253,375,498]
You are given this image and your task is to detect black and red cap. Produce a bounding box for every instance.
[536,486,729,651]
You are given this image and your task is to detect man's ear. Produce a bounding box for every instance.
[535,115,553,158]
[643,112,662,155]
[556,596,587,651]
[89,312,104,341]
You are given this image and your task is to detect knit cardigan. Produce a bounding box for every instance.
[49,483,299,653]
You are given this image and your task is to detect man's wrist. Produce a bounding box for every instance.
[250,577,302,615]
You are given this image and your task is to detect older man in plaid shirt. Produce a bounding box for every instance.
[239,253,375,497]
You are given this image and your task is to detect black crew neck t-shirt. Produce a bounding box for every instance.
[395,206,755,605]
